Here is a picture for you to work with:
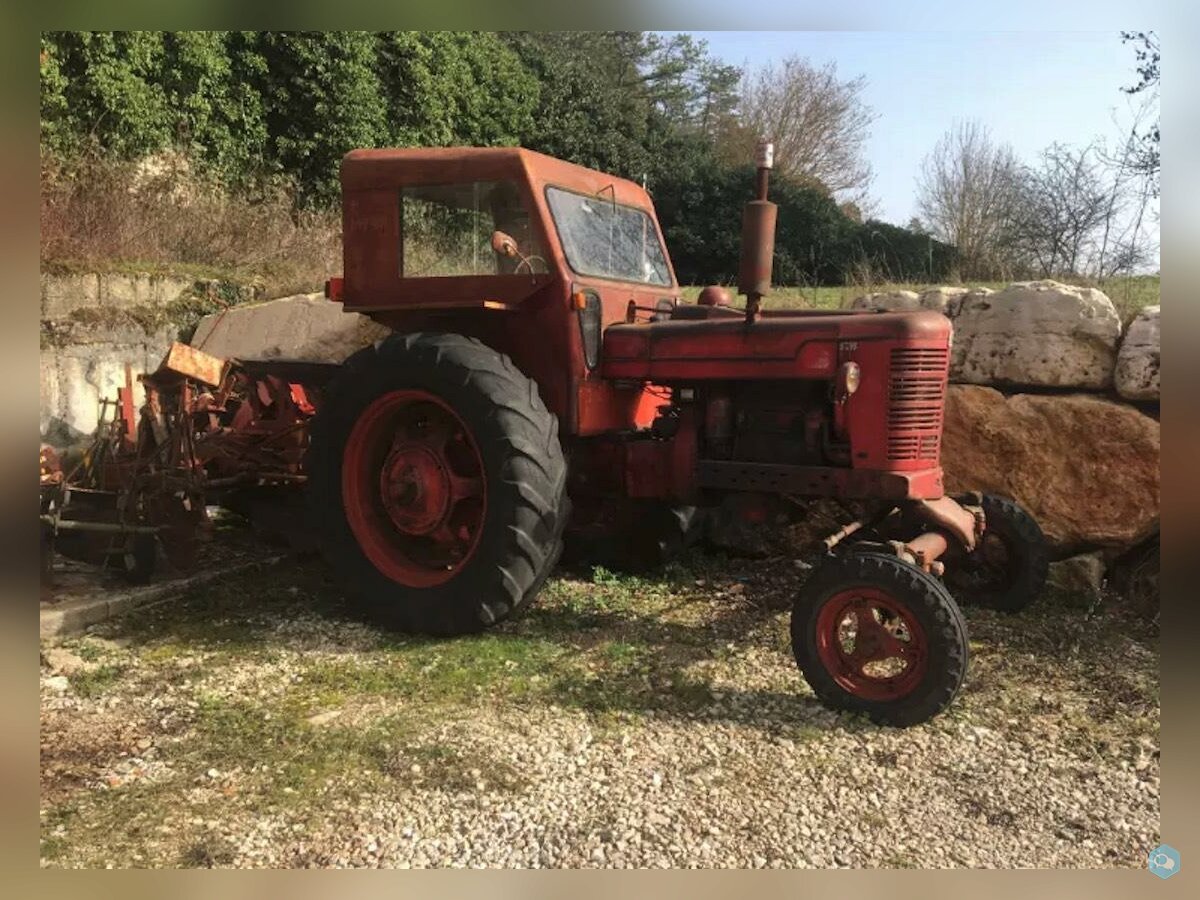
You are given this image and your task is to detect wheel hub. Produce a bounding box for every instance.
[380,443,451,535]
[341,389,487,588]
[815,587,928,701]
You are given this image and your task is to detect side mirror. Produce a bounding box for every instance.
[491,230,519,258]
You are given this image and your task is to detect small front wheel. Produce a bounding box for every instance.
[945,494,1048,613]
[792,552,969,727]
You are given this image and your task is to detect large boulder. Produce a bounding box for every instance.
[918,286,971,316]
[1114,305,1160,401]
[847,290,921,312]
[847,286,985,317]
[190,294,391,363]
[941,385,1159,549]
[949,280,1122,388]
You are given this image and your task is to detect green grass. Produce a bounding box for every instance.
[70,664,129,699]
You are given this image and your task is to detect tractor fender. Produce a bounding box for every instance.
[908,496,982,552]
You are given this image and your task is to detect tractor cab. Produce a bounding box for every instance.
[333,147,682,435]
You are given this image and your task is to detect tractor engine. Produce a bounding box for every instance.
[600,305,953,507]
[699,381,846,467]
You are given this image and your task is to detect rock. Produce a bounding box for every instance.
[848,290,921,312]
[40,324,178,448]
[949,280,1122,388]
[44,675,70,693]
[100,274,195,311]
[42,273,101,319]
[848,286,983,317]
[191,294,391,364]
[41,647,91,676]
[942,385,1159,548]
[1114,306,1160,401]
[918,286,977,316]
[1047,553,1106,605]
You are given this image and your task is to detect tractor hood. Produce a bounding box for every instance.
[602,309,951,382]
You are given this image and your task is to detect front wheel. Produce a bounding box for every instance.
[944,494,1048,613]
[792,552,969,726]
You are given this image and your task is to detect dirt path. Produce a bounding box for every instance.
[40,537,1159,868]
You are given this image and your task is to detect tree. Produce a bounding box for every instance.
[40,31,174,159]
[252,32,390,205]
[159,31,270,187]
[651,137,955,287]
[726,57,876,201]
[638,33,741,138]
[505,32,658,181]
[1120,30,1159,191]
[906,216,929,236]
[376,32,537,149]
[1009,143,1111,277]
[916,121,1023,279]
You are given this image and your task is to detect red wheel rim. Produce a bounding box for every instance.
[814,587,928,701]
[342,390,487,587]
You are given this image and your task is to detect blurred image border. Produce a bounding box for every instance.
[5,1,1197,895]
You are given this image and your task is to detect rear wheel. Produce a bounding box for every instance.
[308,333,568,635]
[945,494,1048,612]
[792,552,968,726]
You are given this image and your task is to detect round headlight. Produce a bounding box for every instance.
[839,361,861,396]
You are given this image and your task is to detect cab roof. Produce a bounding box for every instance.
[340,147,655,210]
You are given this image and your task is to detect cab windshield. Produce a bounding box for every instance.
[546,186,672,287]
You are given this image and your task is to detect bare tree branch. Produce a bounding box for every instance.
[915,121,1022,279]
[723,57,876,202]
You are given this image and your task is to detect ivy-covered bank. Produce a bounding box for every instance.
[40,31,956,286]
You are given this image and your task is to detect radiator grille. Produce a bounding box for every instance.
[887,348,949,461]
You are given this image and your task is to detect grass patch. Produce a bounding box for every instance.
[301,633,565,706]
[178,834,236,868]
[41,152,339,301]
[70,664,128,699]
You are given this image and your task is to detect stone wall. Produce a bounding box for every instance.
[849,280,1160,401]
[852,280,1160,603]
[39,272,259,448]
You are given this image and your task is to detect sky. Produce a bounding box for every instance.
[665,31,1150,226]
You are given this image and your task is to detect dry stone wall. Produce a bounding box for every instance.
[849,279,1160,563]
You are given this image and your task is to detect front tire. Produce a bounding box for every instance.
[308,333,568,635]
[792,552,969,726]
[945,494,1048,613]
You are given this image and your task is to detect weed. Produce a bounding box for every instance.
[71,664,128,699]
[179,835,236,868]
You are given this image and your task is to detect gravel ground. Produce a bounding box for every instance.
[39,533,1159,869]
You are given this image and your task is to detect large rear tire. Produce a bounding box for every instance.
[308,333,568,635]
[792,552,969,726]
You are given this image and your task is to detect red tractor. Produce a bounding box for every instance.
[307,143,1048,726]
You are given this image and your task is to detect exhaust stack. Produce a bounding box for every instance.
[738,139,777,324]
